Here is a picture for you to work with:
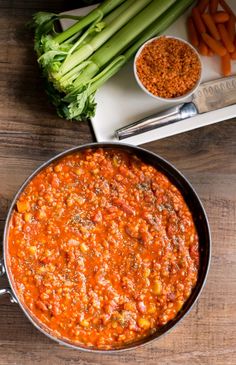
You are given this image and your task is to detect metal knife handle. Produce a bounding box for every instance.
[115,102,198,140]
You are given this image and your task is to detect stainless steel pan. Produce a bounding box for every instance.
[0,142,211,352]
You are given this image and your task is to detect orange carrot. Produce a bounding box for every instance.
[198,0,209,13]
[208,49,215,56]
[201,32,227,55]
[219,0,236,21]
[221,52,231,76]
[230,50,236,59]
[198,40,209,55]
[230,36,236,60]
[212,11,230,23]
[209,0,218,14]
[202,13,221,40]
[192,7,206,34]
[227,15,235,42]
[218,23,235,53]
[187,17,199,47]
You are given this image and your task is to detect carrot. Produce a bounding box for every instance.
[201,32,227,55]
[208,49,215,56]
[230,49,236,59]
[209,0,218,14]
[226,15,235,42]
[218,23,235,53]
[221,52,231,76]
[198,0,209,13]
[212,11,230,23]
[187,17,199,47]
[192,7,206,34]
[198,40,209,55]
[219,0,236,21]
[202,13,221,40]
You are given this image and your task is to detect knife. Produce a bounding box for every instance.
[115,75,236,140]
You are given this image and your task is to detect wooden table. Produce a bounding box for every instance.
[0,1,235,364]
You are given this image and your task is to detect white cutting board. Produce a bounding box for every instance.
[60,2,236,145]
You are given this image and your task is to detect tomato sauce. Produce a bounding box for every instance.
[7,148,199,349]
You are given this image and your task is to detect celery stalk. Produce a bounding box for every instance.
[59,0,152,76]
[54,0,127,44]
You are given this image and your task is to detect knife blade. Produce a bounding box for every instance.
[115,75,236,140]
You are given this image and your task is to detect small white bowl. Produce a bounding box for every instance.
[134,35,202,103]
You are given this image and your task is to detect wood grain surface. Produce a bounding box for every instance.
[0,1,236,364]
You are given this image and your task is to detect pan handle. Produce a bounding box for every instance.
[0,258,5,276]
[0,258,18,303]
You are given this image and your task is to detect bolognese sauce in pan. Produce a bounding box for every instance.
[7,148,199,349]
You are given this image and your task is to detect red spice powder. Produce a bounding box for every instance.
[136,36,201,99]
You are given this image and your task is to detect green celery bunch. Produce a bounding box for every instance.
[32,0,194,121]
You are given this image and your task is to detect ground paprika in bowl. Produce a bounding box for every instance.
[134,36,202,102]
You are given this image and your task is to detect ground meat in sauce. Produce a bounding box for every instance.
[7,148,199,349]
